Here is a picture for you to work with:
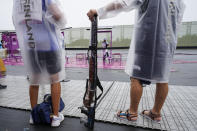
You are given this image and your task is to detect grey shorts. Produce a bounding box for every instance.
[28,50,61,75]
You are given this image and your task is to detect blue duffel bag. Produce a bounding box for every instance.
[31,94,65,124]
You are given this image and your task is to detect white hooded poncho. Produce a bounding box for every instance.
[97,0,185,82]
[13,0,67,85]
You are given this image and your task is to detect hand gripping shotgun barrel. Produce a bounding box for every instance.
[79,16,103,129]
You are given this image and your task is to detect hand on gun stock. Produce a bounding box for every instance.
[87,9,98,21]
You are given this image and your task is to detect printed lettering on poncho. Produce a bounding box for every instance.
[22,0,35,49]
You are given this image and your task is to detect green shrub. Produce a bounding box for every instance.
[66,39,89,48]
[66,39,131,48]
[178,35,197,46]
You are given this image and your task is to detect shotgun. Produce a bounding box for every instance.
[79,16,103,129]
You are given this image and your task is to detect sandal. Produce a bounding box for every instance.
[117,109,138,121]
[141,110,161,123]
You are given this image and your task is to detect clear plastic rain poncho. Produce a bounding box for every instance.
[12,0,67,85]
[97,0,185,83]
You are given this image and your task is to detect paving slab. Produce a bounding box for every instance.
[0,75,196,131]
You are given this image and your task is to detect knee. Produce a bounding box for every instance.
[30,85,39,88]
[156,83,168,88]
[130,78,140,83]
[51,82,61,88]
[50,73,59,83]
[130,78,142,87]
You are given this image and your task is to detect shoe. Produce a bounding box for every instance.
[29,114,34,124]
[117,109,138,121]
[51,113,64,127]
[0,84,7,89]
[140,110,161,123]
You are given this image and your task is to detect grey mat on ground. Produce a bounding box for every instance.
[0,76,196,131]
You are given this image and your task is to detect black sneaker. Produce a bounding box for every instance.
[0,84,7,89]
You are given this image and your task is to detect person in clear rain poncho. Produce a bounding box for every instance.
[13,0,67,127]
[87,0,185,122]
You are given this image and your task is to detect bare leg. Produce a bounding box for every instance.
[152,83,168,114]
[29,85,39,109]
[129,78,143,115]
[143,83,168,121]
[51,82,61,116]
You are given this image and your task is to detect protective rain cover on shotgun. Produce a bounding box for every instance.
[79,16,103,129]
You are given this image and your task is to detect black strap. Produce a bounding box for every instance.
[83,79,89,101]
[96,76,103,101]
[89,46,96,51]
